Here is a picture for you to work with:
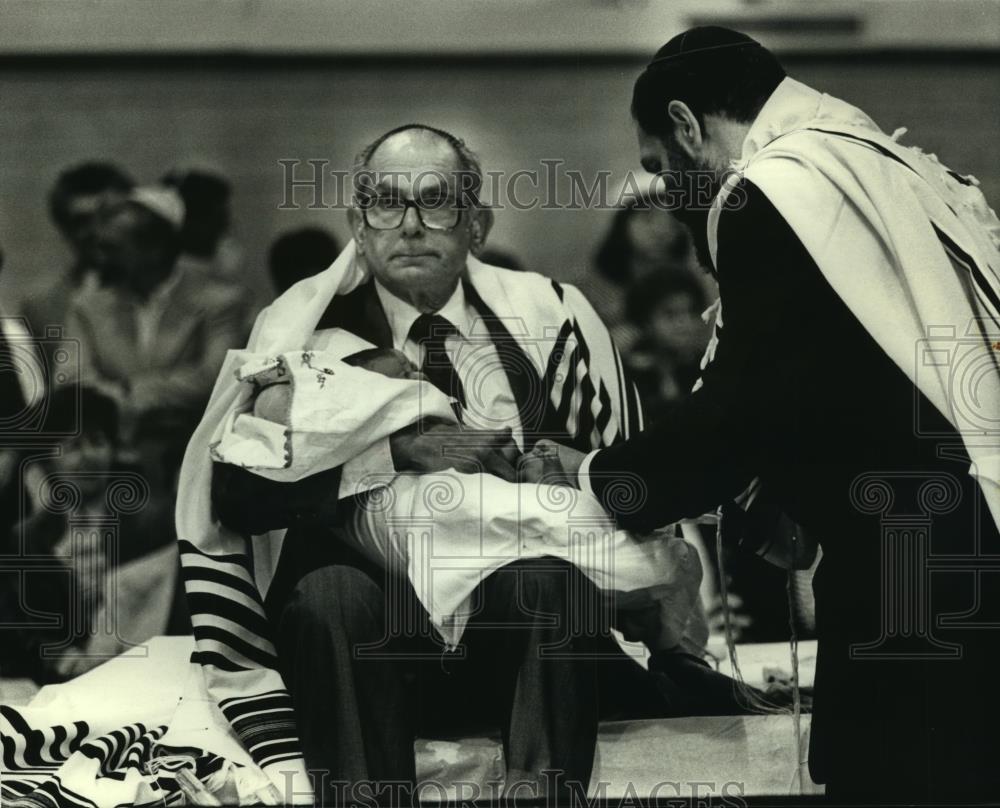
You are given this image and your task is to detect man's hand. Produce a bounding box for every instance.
[518,439,586,487]
[390,417,521,481]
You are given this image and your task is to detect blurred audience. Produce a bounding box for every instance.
[65,186,250,489]
[0,387,179,683]
[164,167,257,328]
[20,162,134,336]
[585,179,704,356]
[623,269,712,421]
[267,226,340,295]
[162,168,237,278]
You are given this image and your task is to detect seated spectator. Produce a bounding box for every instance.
[163,167,256,327]
[20,162,134,335]
[623,269,712,420]
[0,387,177,683]
[267,226,340,295]
[65,186,250,489]
[162,168,237,278]
[584,176,700,355]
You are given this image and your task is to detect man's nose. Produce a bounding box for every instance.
[400,205,425,236]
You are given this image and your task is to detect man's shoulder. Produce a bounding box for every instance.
[472,262,568,303]
[316,279,376,331]
[715,177,803,260]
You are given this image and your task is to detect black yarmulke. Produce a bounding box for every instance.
[648,26,762,67]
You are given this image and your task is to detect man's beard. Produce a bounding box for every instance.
[664,141,725,273]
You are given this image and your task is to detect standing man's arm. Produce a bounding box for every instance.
[570,181,806,533]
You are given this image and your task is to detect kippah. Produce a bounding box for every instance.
[647,26,761,68]
[128,185,186,230]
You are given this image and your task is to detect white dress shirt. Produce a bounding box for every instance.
[332,278,524,498]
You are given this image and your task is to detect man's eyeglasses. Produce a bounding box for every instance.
[358,195,463,231]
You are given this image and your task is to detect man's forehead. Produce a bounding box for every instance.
[367,130,462,181]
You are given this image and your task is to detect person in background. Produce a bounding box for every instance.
[585,181,703,356]
[20,162,134,335]
[162,168,236,278]
[623,269,711,419]
[163,167,257,329]
[267,226,340,295]
[0,387,178,683]
[1,245,42,539]
[66,186,250,490]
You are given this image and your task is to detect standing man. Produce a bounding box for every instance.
[536,27,1000,803]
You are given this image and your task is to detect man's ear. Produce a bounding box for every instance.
[347,206,365,253]
[469,208,494,256]
[666,100,703,158]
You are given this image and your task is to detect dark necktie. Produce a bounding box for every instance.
[408,313,467,413]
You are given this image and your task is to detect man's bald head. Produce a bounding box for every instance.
[353,124,486,207]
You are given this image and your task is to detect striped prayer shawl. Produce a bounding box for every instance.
[1,705,233,808]
[174,246,640,797]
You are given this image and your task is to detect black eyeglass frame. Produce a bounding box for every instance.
[356,195,465,232]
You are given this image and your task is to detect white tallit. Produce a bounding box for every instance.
[708,77,1000,532]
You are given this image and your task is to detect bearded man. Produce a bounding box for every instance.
[535,26,1000,803]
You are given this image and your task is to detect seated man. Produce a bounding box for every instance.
[66,186,250,489]
[177,124,745,805]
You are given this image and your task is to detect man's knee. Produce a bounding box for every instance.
[493,557,591,613]
[283,564,385,644]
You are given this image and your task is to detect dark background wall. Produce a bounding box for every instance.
[2,53,997,309]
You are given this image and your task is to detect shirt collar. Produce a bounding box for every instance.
[374,276,472,349]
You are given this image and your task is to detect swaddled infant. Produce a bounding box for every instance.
[253,347,424,423]
[248,346,704,651]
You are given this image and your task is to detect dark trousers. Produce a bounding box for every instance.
[269,540,745,804]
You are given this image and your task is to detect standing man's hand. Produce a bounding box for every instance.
[518,439,586,487]
[390,417,520,481]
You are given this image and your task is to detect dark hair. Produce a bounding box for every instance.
[268,227,341,294]
[162,169,231,255]
[625,269,709,327]
[593,201,691,285]
[42,386,119,444]
[49,161,134,233]
[631,27,785,139]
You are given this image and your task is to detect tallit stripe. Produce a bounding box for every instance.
[190,625,278,669]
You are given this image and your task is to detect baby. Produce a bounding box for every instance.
[253,347,425,422]
[248,347,704,651]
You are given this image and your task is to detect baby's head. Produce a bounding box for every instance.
[343,347,425,380]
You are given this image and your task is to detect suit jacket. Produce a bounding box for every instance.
[588,180,1000,796]
[66,264,250,415]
